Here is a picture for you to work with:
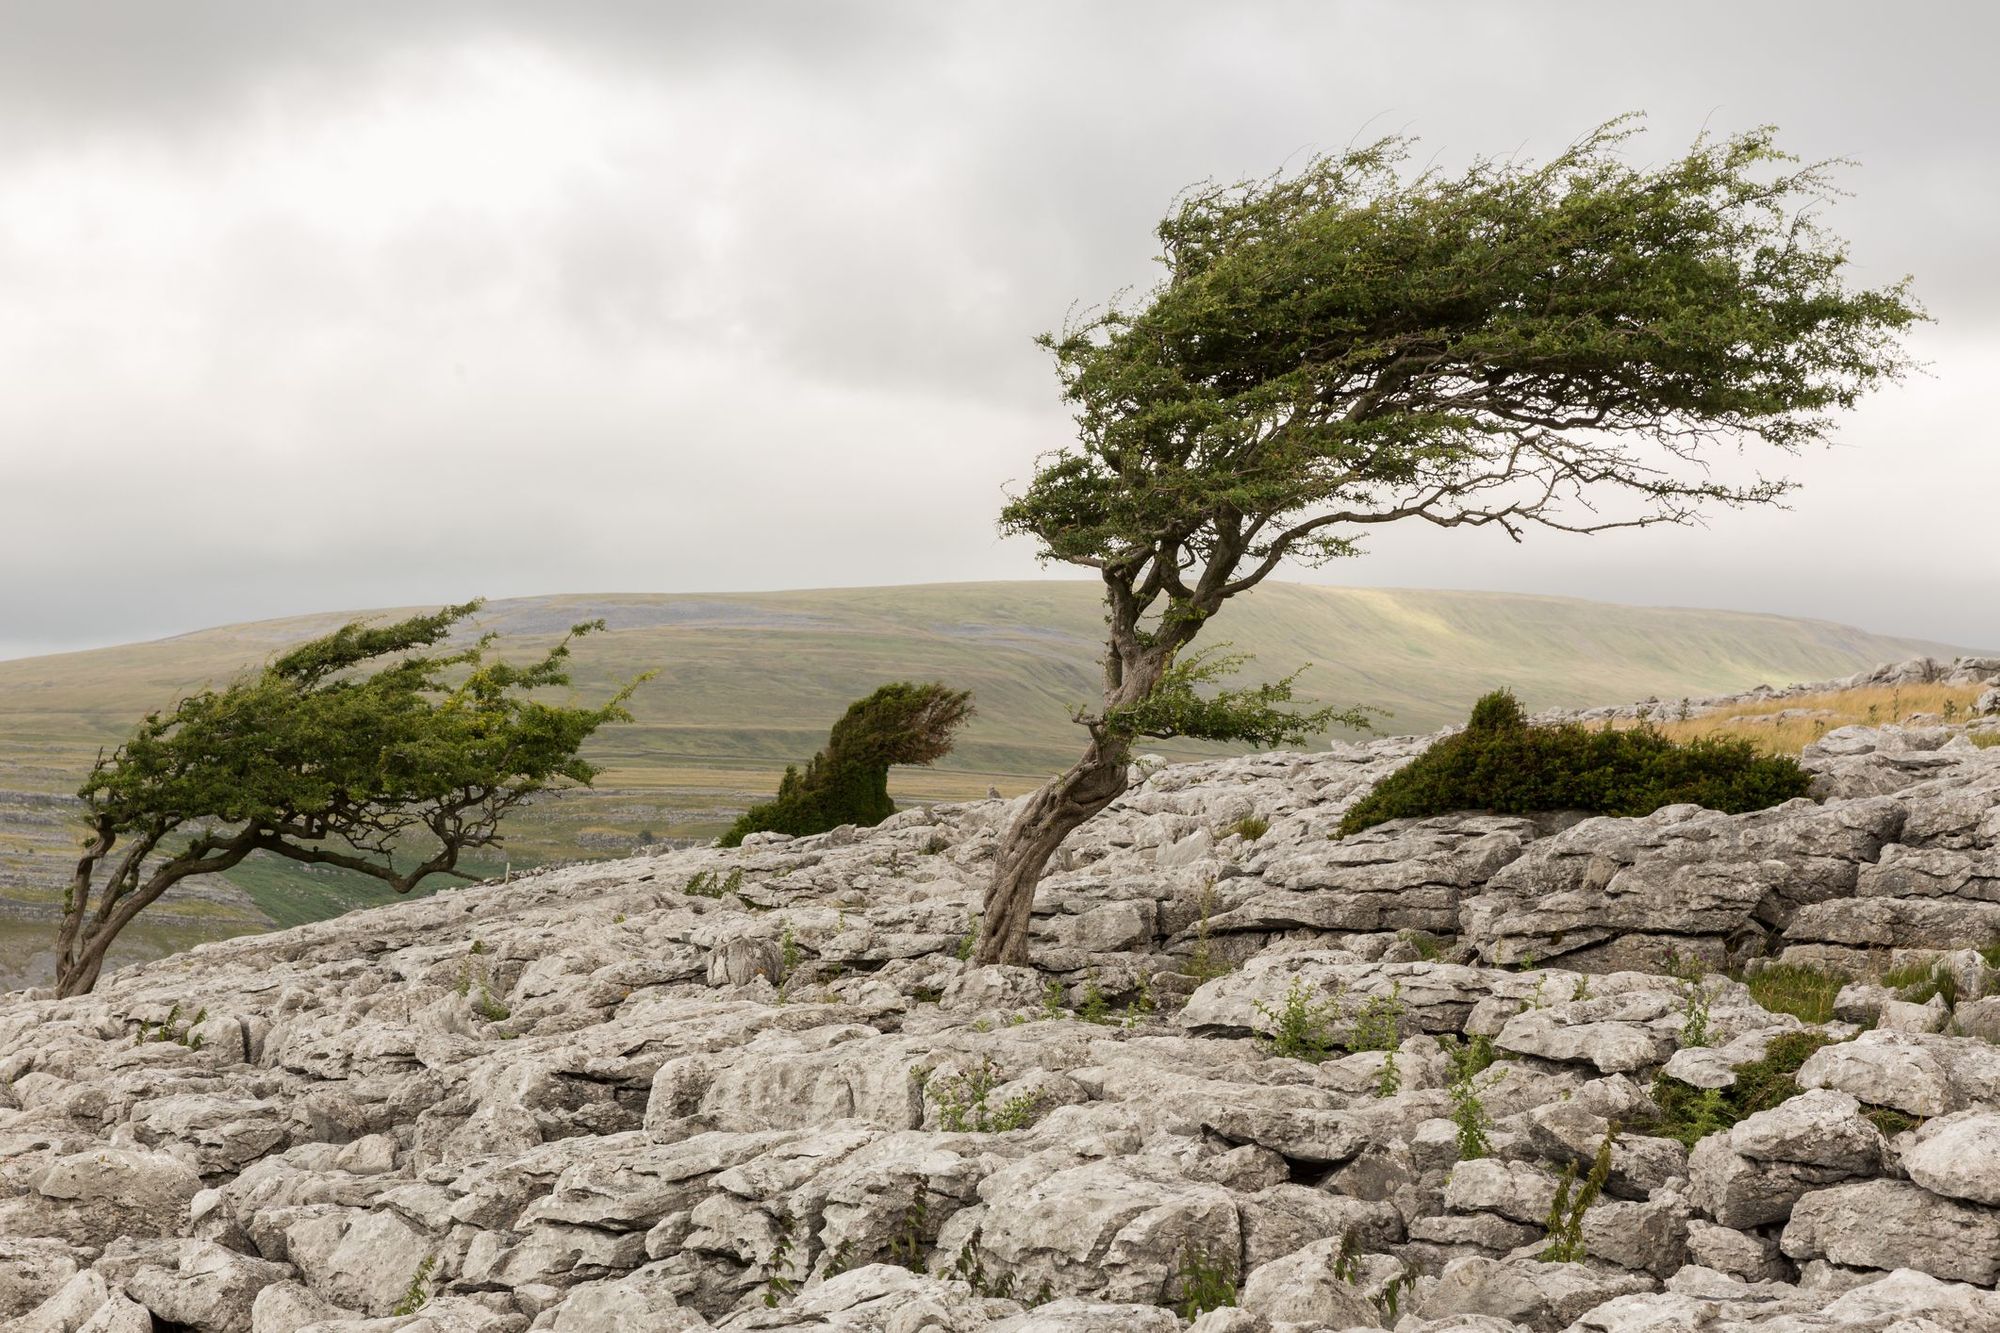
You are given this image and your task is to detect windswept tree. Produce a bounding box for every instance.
[720,681,974,846]
[976,117,1922,965]
[55,601,643,997]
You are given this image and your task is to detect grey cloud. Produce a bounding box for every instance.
[0,1,1993,658]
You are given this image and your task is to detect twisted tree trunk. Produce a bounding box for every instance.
[974,735,1131,966]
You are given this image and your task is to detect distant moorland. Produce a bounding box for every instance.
[0,581,1961,986]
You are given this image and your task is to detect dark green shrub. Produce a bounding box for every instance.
[720,682,973,847]
[1339,689,1812,837]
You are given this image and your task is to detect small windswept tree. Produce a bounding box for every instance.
[720,682,974,846]
[976,117,1922,965]
[54,601,643,997]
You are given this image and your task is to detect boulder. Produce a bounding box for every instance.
[1237,1237,1379,1326]
[122,1240,295,1333]
[1902,1110,2000,1205]
[1797,1030,2000,1117]
[1780,1178,2000,1284]
[283,1208,436,1316]
[1414,1256,1653,1332]
[0,1148,202,1247]
[977,1156,1239,1304]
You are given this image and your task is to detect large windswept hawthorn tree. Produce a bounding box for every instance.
[55,601,643,997]
[975,117,1922,966]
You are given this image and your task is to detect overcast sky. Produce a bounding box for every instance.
[0,1,1993,660]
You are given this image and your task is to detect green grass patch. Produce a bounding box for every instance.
[1651,1029,1840,1148]
[1743,963,1846,1025]
[1882,959,1959,1007]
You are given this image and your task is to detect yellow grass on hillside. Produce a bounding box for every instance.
[1637,683,1992,754]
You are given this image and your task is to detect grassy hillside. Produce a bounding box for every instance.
[0,580,1960,986]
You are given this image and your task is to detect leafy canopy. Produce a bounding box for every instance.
[719,682,974,846]
[1099,646,1374,745]
[1005,115,1921,618]
[80,600,641,887]
[1339,688,1812,836]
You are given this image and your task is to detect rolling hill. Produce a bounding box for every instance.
[0,581,1962,986]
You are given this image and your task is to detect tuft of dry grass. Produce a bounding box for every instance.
[1629,684,1989,756]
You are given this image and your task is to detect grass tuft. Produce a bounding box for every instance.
[1744,963,1846,1025]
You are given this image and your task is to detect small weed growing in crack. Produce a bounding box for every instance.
[760,1211,803,1308]
[133,1002,207,1049]
[1539,1129,1615,1263]
[1373,1259,1423,1322]
[930,1057,1043,1132]
[888,1189,931,1271]
[390,1255,436,1316]
[1332,1226,1362,1283]
[1173,1243,1238,1319]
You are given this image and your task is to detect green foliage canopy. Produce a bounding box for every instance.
[1338,688,1813,836]
[1007,117,1921,601]
[55,600,642,995]
[719,682,974,847]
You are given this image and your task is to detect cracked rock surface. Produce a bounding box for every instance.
[4,680,2000,1331]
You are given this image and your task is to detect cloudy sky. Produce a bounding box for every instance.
[0,1,1992,660]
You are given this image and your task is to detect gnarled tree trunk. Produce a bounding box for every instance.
[975,735,1131,965]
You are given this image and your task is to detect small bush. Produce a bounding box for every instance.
[929,1058,1043,1132]
[1339,689,1812,837]
[133,1002,207,1049]
[1252,976,1339,1062]
[1347,984,1405,1053]
[1186,882,1233,982]
[1079,975,1113,1025]
[1439,1034,1498,1160]
[720,682,973,846]
[684,867,741,898]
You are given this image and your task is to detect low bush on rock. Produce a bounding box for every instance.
[924,1058,1043,1132]
[720,682,973,847]
[1338,688,1813,836]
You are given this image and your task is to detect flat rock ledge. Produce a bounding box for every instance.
[3,694,2000,1332]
